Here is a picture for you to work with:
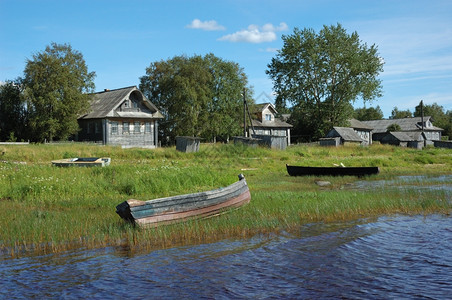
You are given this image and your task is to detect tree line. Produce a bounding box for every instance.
[1,24,451,143]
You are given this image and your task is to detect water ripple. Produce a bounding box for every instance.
[1,215,451,299]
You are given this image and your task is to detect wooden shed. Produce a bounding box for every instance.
[324,127,364,146]
[176,136,202,153]
[252,134,288,150]
[319,137,341,147]
[381,131,424,149]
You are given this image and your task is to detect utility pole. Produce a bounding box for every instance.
[243,88,247,137]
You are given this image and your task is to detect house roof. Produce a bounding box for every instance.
[383,131,416,142]
[327,127,363,142]
[251,118,293,128]
[79,86,163,119]
[361,116,443,133]
[348,118,373,130]
[254,103,277,114]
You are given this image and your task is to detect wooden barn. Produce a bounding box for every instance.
[323,127,365,146]
[381,131,424,149]
[76,86,164,148]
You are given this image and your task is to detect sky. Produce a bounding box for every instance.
[1,0,451,118]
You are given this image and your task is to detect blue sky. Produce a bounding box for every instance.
[1,0,451,118]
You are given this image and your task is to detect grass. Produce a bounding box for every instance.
[0,142,451,257]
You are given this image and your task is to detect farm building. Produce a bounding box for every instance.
[322,127,364,146]
[249,103,292,149]
[380,131,425,149]
[76,86,164,148]
[361,116,443,145]
[321,119,373,146]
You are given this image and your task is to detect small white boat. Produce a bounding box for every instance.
[52,157,111,167]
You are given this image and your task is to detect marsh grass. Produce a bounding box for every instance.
[0,143,451,257]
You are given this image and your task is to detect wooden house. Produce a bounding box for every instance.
[76,86,164,148]
[361,116,443,145]
[249,103,293,148]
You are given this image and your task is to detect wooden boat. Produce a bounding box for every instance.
[116,174,251,227]
[286,164,379,177]
[52,157,111,167]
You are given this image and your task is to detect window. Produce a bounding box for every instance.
[123,100,129,108]
[111,122,118,134]
[145,122,151,133]
[265,114,272,121]
[133,101,138,109]
[123,122,129,133]
[134,122,141,133]
[95,122,100,134]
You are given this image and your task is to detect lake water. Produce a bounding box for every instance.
[1,214,451,299]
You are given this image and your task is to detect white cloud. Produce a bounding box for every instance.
[219,22,288,43]
[186,19,225,31]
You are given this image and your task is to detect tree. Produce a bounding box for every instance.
[0,80,27,141]
[444,110,452,140]
[390,107,412,119]
[23,43,95,142]
[386,123,401,132]
[354,106,384,121]
[267,23,384,141]
[139,54,251,143]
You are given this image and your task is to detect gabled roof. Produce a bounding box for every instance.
[361,117,443,133]
[254,102,277,114]
[79,86,163,119]
[348,119,373,130]
[383,131,416,142]
[327,127,363,142]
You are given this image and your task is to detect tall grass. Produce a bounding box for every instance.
[0,143,451,257]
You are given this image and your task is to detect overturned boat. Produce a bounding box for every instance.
[52,157,111,167]
[116,174,251,227]
[286,164,379,177]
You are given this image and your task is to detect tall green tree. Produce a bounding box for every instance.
[390,107,412,119]
[23,42,95,142]
[267,24,384,141]
[354,106,384,121]
[140,54,251,143]
[0,80,27,141]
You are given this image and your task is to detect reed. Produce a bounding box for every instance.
[0,143,451,257]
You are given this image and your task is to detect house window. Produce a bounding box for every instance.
[133,101,138,109]
[123,100,129,108]
[123,122,129,133]
[111,122,118,134]
[134,121,141,133]
[265,114,272,121]
[145,122,151,133]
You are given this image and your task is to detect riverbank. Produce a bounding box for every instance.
[1,143,451,257]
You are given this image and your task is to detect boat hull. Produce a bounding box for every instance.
[286,165,379,177]
[116,175,251,227]
[52,157,111,167]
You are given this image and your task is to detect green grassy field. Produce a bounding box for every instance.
[1,142,451,257]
